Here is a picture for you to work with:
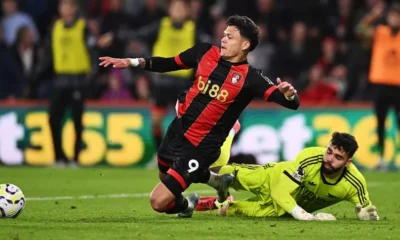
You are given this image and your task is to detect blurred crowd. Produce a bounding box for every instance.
[0,0,399,102]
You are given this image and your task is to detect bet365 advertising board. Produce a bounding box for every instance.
[0,103,398,170]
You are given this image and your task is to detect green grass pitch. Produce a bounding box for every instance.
[0,167,399,240]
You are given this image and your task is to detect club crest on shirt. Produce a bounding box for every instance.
[231,72,242,84]
[292,166,305,182]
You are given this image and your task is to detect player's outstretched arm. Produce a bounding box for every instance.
[98,57,142,69]
[99,43,213,73]
[98,56,182,72]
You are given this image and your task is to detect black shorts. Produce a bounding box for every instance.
[151,75,191,111]
[157,118,220,191]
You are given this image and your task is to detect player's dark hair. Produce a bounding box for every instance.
[330,132,359,158]
[226,15,260,52]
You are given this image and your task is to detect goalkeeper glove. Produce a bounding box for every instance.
[291,206,315,220]
[355,204,379,221]
[313,212,337,221]
[291,206,337,221]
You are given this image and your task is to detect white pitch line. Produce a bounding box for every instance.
[24,181,400,202]
[25,189,216,201]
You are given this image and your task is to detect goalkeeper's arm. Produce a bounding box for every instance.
[270,181,313,220]
[270,179,336,221]
[270,176,319,220]
[346,176,379,221]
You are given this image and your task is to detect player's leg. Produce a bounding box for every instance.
[150,138,199,215]
[197,163,269,211]
[174,91,238,206]
[157,157,170,180]
[49,88,69,164]
[70,87,86,164]
[156,145,174,181]
[149,119,202,216]
[149,154,206,216]
[150,127,238,218]
[151,89,187,178]
[195,121,240,210]
[155,115,186,180]
[373,84,390,168]
[149,177,196,215]
[150,121,185,213]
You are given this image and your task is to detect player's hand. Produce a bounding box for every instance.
[295,212,315,221]
[276,77,297,99]
[291,206,315,220]
[355,204,379,221]
[313,213,337,221]
[99,57,130,68]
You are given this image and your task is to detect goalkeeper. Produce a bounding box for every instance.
[199,132,380,221]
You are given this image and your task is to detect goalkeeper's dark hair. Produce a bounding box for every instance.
[330,132,359,158]
[226,15,260,52]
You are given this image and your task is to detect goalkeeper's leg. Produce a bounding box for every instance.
[219,163,269,195]
[196,163,269,211]
[208,121,239,173]
[195,122,240,211]
[218,163,278,218]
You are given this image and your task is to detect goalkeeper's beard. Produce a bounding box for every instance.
[321,162,343,175]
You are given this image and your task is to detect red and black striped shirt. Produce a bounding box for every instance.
[144,43,299,149]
